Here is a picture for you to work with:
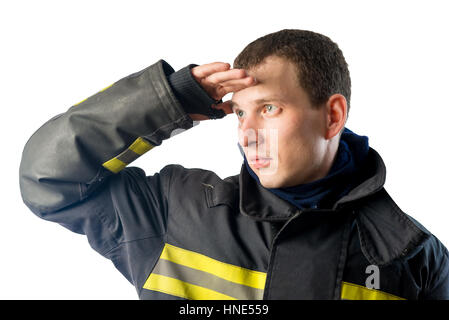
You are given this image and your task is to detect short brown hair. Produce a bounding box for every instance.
[233,29,351,111]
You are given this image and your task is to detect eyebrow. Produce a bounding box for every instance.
[230,97,286,110]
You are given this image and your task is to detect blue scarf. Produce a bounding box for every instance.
[242,127,370,209]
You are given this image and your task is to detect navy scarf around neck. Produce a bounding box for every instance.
[242,127,370,210]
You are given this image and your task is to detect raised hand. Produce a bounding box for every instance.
[189,62,256,121]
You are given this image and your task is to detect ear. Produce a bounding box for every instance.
[324,94,347,140]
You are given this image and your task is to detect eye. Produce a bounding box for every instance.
[236,110,245,118]
[264,104,278,114]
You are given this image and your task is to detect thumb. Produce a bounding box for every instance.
[212,100,233,115]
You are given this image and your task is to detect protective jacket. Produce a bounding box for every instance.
[19,60,449,300]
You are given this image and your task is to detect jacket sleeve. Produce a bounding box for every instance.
[423,236,449,300]
[19,59,194,283]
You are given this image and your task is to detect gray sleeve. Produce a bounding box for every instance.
[18,60,198,286]
[19,59,193,215]
[18,59,202,288]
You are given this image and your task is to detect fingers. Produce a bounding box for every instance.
[206,68,248,84]
[220,76,257,89]
[192,62,252,84]
[191,62,231,79]
[216,76,257,97]
[192,61,257,102]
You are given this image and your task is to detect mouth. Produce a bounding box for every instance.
[248,157,272,169]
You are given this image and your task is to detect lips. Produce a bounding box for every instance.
[248,157,272,169]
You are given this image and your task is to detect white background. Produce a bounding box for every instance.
[1,0,448,299]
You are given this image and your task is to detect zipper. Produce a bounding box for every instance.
[332,212,354,299]
[262,208,304,299]
[262,207,352,299]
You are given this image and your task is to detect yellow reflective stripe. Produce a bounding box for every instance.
[128,137,153,155]
[99,83,114,92]
[149,258,264,299]
[341,281,406,300]
[102,138,154,173]
[73,97,88,106]
[143,273,236,300]
[102,157,126,174]
[160,244,266,290]
[74,83,114,106]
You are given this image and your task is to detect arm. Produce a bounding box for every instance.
[423,237,449,300]
[20,60,193,215]
[19,58,254,283]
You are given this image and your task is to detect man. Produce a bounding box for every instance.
[19,29,449,300]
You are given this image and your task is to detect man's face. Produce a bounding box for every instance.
[231,55,330,189]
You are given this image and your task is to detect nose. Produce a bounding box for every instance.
[238,115,263,148]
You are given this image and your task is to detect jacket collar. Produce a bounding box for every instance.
[206,146,429,266]
[236,146,387,221]
[333,146,386,208]
[238,161,298,221]
[353,187,430,266]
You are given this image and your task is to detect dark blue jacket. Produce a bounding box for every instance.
[19,60,449,299]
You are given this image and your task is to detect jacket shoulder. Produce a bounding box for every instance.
[355,188,449,299]
[405,214,449,299]
[355,187,431,266]
[162,164,239,209]
[161,164,229,185]
[420,233,449,299]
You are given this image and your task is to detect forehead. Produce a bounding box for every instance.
[231,56,304,108]
[248,55,298,85]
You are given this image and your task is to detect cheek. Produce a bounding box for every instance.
[275,124,321,164]
[263,110,325,163]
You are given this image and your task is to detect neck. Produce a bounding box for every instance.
[297,136,341,186]
[242,127,370,210]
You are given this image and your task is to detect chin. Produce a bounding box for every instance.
[257,174,284,189]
